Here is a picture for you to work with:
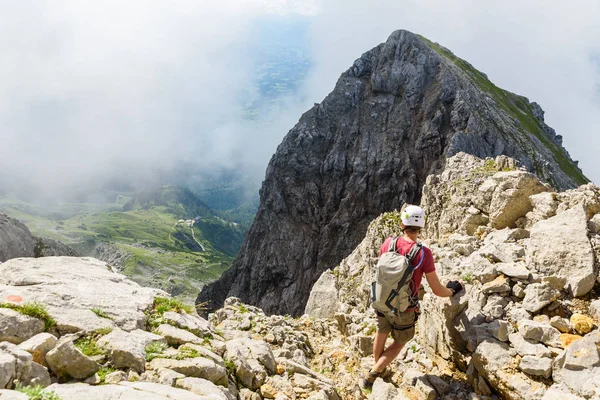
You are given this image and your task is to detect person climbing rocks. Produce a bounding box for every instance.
[360,205,463,390]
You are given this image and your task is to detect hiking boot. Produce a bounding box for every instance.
[358,370,382,391]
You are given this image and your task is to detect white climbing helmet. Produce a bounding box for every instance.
[401,205,427,228]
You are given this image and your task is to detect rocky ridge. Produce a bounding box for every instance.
[198,29,587,317]
[306,153,600,399]
[0,214,77,263]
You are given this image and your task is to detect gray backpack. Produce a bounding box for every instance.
[371,238,422,317]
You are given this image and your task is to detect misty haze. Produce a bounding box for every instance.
[1,1,600,399]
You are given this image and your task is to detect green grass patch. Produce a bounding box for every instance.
[74,337,104,357]
[153,297,194,314]
[0,301,56,331]
[97,366,115,384]
[94,327,113,335]
[145,342,169,361]
[146,297,194,330]
[90,307,112,320]
[238,304,249,314]
[15,383,61,400]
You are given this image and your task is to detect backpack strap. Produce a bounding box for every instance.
[406,242,422,262]
[387,237,398,253]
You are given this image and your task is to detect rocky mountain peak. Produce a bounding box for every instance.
[198,29,587,317]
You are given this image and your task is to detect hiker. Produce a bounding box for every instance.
[360,205,463,389]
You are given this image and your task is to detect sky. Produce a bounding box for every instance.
[0,0,599,202]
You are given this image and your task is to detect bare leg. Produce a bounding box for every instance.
[373,340,405,372]
[373,331,388,364]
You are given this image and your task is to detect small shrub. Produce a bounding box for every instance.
[97,366,115,384]
[15,383,61,400]
[145,342,168,361]
[0,301,56,331]
[74,337,104,357]
[238,304,249,314]
[461,272,474,284]
[224,359,237,376]
[91,307,112,320]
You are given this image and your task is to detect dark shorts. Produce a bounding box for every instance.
[376,310,416,344]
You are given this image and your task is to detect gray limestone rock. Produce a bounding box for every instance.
[156,368,185,387]
[304,270,339,318]
[162,312,214,337]
[550,316,572,333]
[18,332,57,367]
[508,333,552,358]
[105,371,127,384]
[156,324,203,346]
[527,205,596,297]
[519,356,552,379]
[148,357,228,387]
[20,361,51,387]
[0,353,16,389]
[496,262,531,280]
[481,275,511,295]
[97,328,165,373]
[0,308,45,344]
[0,257,167,332]
[518,320,561,347]
[175,377,231,400]
[198,28,584,316]
[522,282,560,313]
[45,339,99,380]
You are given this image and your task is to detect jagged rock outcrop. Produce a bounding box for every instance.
[198,29,586,316]
[306,153,599,399]
[0,213,77,262]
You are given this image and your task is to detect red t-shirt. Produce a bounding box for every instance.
[379,237,436,299]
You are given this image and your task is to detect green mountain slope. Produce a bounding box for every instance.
[0,185,245,301]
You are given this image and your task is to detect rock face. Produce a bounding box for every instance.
[198,29,585,316]
[0,213,77,262]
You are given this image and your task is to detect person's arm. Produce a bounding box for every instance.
[425,271,454,297]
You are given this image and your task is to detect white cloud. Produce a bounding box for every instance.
[304,0,600,183]
[1,0,599,203]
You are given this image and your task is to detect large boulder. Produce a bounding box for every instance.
[0,257,167,332]
[97,329,165,373]
[527,205,596,296]
[18,333,57,366]
[45,338,99,379]
[474,171,548,230]
[304,270,339,319]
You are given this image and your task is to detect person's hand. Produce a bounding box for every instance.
[446,280,463,295]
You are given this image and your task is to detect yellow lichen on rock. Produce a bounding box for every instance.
[570,313,594,335]
[560,333,583,348]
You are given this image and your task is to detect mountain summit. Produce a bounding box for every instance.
[198,29,587,316]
